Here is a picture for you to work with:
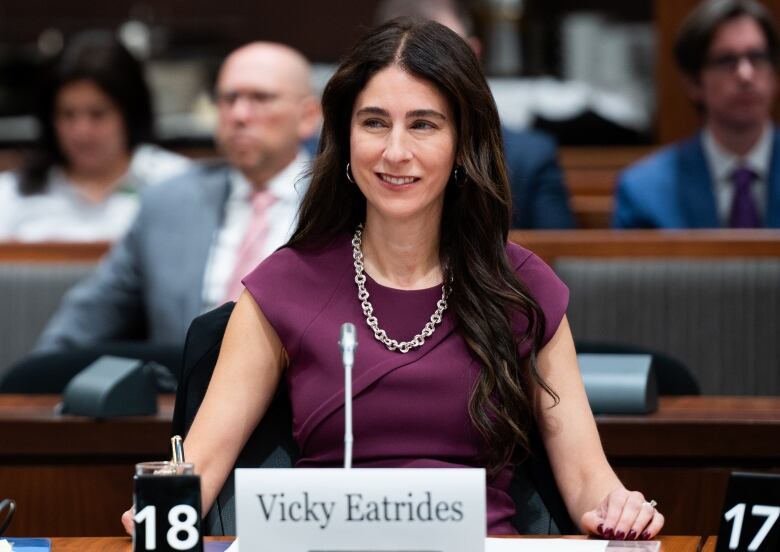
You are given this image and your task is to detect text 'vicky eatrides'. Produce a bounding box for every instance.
[255,491,465,529]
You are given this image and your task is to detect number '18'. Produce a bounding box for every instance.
[134,504,199,550]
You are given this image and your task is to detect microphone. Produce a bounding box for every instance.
[340,323,357,368]
[339,323,357,469]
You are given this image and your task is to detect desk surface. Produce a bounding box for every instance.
[701,536,718,552]
[43,536,701,552]
[48,536,230,551]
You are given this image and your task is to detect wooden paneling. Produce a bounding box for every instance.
[0,242,109,262]
[2,395,777,537]
[0,465,136,536]
[559,146,651,228]
[599,396,780,535]
[615,468,731,536]
[599,396,780,459]
[2,228,779,267]
[509,229,780,265]
[0,395,173,536]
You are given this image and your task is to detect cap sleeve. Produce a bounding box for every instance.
[241,237,352,358]
[242,248,309,357]
[507,243,569,348]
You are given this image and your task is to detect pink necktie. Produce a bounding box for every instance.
[222,190,277,302]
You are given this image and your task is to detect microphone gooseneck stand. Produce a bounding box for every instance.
[339,323,357,469]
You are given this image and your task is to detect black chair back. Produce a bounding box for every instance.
[172,302,297,535]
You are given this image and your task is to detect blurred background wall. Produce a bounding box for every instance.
[0,0,778,147]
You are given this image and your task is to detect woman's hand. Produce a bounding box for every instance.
[580,487,664,540]
[121,507,134,536]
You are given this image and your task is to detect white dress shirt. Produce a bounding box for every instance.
[201,150,310,310]
[0,144,191,242]
[703,124,772,225]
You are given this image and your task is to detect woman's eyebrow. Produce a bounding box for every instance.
[355,106,389,117]
[406,109,447,120]
[355,107,447,120]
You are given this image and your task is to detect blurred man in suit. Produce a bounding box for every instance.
[375,0,576,229]
[614,0,779,228]
[35,42,321,352]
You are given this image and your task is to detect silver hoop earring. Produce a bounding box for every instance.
[452,166,459,182]
[346,162,355,184]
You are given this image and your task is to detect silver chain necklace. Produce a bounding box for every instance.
[352,224,450,353]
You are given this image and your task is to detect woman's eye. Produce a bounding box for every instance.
[362,118,386,129]
[411,120,436,130]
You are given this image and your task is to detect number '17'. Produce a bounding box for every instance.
[723,503,780,551]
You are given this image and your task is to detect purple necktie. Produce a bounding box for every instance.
[729,166,761,228]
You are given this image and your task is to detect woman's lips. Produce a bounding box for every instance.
[376,173,419,186]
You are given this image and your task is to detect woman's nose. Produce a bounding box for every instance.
[382,128,413,164]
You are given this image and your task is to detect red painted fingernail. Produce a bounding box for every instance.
[615,531,625,540]
[604,527,614,539]
[640,531,651,540]
[597,524,604,535]
[627,530,637,540]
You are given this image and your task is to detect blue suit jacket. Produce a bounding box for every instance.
[613,130,780,228]
[503,127,575,229]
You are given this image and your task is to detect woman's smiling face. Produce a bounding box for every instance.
[349,64,457,224]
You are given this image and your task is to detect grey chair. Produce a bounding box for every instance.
[0,262,95,375]
[172,303,576,536]
[557,258,780,395]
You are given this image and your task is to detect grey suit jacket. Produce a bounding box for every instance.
[36,163,234,351]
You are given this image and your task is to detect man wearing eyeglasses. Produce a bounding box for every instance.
[613,0,779,229]
[34,42,321,356]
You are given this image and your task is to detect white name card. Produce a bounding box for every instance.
[235,468,486,552]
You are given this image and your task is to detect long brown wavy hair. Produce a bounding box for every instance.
[287,18,558,473]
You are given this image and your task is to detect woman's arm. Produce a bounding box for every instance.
[534,315,664,540]
[183,290,286,511]
[122,290,285,534]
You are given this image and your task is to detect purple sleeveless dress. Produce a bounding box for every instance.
[243,234,568,534]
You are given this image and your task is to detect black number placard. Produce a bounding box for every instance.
[134,474,203,552]
[716,472,780,552]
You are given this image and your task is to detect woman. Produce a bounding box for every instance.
[0,31,190,241]
[124,19,664,538]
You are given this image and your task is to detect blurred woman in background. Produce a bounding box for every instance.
[0,30,190,241]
